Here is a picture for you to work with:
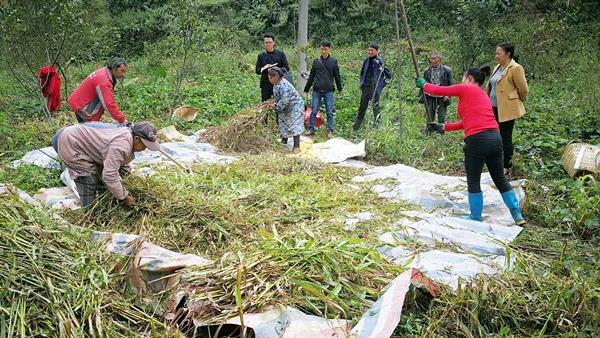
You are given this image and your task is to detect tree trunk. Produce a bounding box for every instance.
[296,0,309,94]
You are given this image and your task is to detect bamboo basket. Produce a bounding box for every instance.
[561,143,600,178]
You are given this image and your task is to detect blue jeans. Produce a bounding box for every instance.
[310,90,334,131]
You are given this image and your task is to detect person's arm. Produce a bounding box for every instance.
[512,65,528,102]
[334,60,343,92]
[304,60,316,93]
[102,145,129,201]
[96,81,126,123]
[443,121,463,131]
[255,54,263,75]
[423,83,465,97]
[280,51,290,72]
[274,84,292,112]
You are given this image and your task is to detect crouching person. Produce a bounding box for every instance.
[51,122,160,208]
[268,66,304,153]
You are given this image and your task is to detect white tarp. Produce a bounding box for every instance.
[352,163,525,226]
[309,138,366,163]
[11,147,61,170]
[352,163,524,289]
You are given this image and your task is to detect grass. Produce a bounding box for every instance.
[62,155,410,257]
[0,193,169,337]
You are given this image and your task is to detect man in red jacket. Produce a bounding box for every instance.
[67,57,129,124]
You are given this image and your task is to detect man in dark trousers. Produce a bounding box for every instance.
[255,33,290,102]
[421,52,453,134]
[353,44,391,131]
[304,39,343,138]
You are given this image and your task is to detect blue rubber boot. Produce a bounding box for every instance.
[461,192,483,221]
[501,189,526,225]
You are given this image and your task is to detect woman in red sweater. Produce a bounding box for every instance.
[416,67,525,225]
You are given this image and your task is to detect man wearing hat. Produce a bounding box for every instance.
[353,43,392,131]
[51,122,160,207]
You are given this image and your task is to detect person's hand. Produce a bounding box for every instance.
[121,195,135,207]
[261,64,272,72]
[415,77,427,89]
[427,122,444,132]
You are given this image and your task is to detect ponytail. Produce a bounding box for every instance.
[466,65,491,85]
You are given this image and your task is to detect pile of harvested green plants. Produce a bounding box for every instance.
[172,234,402,328]
[63,155,409,257]
[0,192,169,337]
[199,101,277,154]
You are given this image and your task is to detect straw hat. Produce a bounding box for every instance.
[173,105,199,122]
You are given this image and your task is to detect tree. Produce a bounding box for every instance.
[296,0,309,93]
[0,0,100,117]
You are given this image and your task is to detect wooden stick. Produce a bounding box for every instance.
[398,0,433,126]
[158,148,192,173]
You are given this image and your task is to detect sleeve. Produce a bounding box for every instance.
[423,68,431,82]
[102,145,129,200]
[447,67,454,85]
[96,81,126,123]
[274,84,292,112]
[423,83,465,97]
[334,60,343,91]
[255,54,263,75]
[443,121,463,132]
[512,65,528,102]
[280,51,290,72]
[304,60,316,92]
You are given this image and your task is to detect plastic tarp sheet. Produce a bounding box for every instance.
[352,163,524,289]
[11,147,60,170]
[309,138,366,163]
[92,231,212,294]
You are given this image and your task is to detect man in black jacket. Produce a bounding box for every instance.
[304,40,343,138]
[421,52,453,134]
[255,33,289,102]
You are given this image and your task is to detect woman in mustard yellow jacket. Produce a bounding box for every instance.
[487,43,528,175]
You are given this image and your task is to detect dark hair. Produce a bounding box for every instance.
[497,42,515,59]
[107,57,127,69]
[368,43,379,50]
[267,66,284,77]
[263,33,276,41]
[320,39,331,48]
[465,65,491,85]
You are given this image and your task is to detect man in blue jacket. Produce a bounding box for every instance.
[353,44,391,131]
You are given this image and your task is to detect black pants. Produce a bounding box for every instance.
[354,85,381,130]
[463,130,512,194]
[261,84,274,102]
[493,107,515,169]
[426,97,447,133]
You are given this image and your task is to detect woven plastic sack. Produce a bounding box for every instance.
[561,143,600,178]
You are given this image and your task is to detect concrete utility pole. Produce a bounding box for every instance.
[296,0,309,93]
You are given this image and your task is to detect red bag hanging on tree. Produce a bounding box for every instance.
[38,65,61,112]
[304,106,323,128]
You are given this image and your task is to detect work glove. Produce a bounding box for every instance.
[415,77,427,89]
[121,194,136,207]
[427,122,444,133]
